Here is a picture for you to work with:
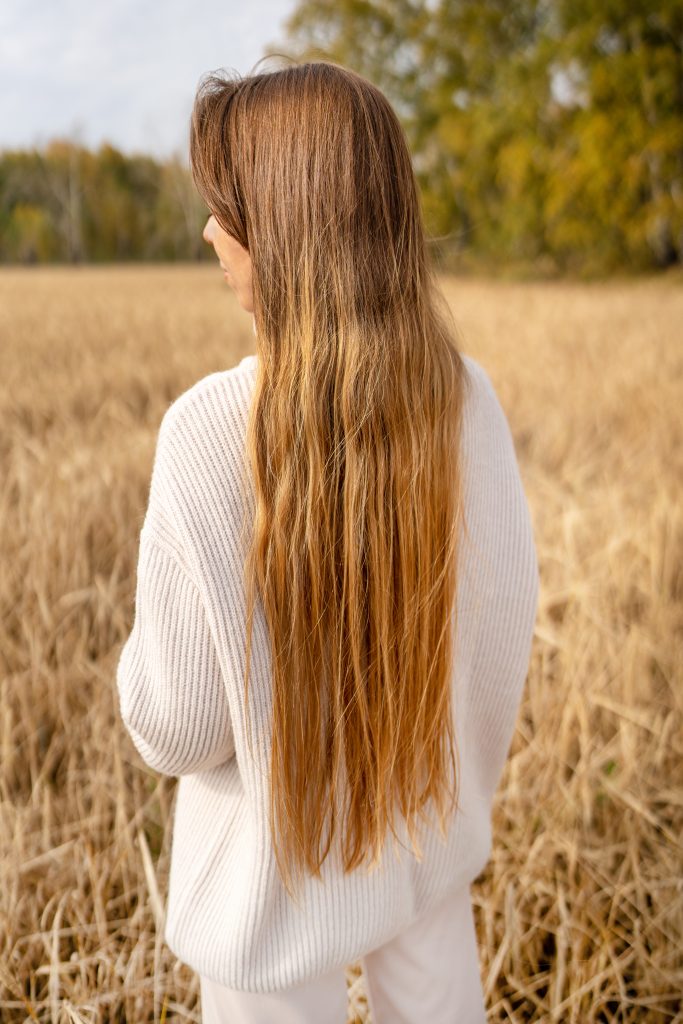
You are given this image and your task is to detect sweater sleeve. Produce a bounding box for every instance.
[117,532,236,776]
[459,356,540,802]
[116,411,236,777]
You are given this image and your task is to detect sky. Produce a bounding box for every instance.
[0,0,297,163]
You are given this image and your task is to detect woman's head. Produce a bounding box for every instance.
[190,59,429,335]
[189,59,468,900]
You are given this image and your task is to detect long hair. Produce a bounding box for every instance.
[189,58,469,900]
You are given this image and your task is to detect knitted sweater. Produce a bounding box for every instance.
[116,346,539,993]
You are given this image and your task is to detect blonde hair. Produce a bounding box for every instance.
[190,58,469,900]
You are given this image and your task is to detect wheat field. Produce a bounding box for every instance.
[0,265,681,1022]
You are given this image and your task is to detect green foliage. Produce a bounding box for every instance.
[5,203,59,262]
[269,0,683,275]
[0,141,211,264]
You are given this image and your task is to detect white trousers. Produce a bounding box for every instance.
[199,883,487,1023]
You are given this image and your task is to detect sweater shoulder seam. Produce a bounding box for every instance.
[139,524,199,589]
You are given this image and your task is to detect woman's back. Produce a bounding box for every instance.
[116,348,539,991]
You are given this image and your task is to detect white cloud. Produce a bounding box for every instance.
[0,0,296,159]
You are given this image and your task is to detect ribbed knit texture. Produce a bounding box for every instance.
[116,348,540,993]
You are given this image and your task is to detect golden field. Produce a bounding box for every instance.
[0,265,681,1022]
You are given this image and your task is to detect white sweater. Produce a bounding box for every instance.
[116,347,539,992]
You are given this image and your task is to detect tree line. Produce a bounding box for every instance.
[1,0,680,276]
[0,141,209,265]
[271,0,682,275]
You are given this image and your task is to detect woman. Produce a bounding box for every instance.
[116,59,539,1023]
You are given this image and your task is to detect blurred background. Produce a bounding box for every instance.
[1,0,681,276]
[1,2,681,1022]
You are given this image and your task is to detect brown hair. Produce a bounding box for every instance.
[190,58,469,900]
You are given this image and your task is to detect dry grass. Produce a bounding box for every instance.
[0,265,681,1022]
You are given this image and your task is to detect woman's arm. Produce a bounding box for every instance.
[116,409,236,776]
